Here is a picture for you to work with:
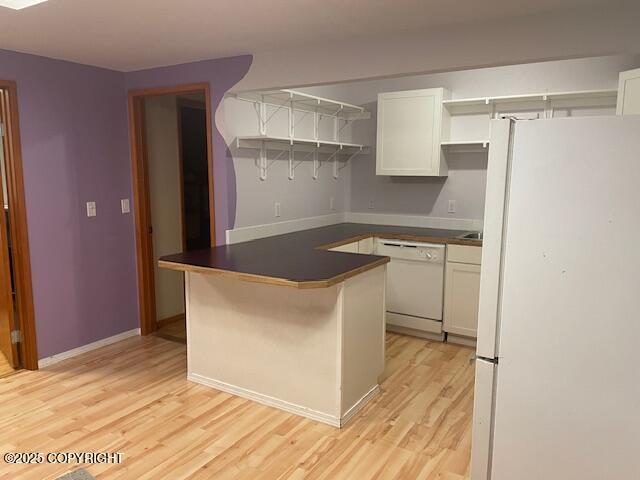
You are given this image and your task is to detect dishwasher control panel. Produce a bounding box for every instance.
[375,239,445,264]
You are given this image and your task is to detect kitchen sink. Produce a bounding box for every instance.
[459,232,483,240]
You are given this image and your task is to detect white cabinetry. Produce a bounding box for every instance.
[444,245,482,342]
[329,241,359,253]
[358,237,374,255]
[376,88,450,176]
[617,68,640,115]
[329,237,374,254]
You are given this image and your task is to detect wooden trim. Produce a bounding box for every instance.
[0,80,38,370]
[128,83,215,336]
[158,257,390,290]
[156,313,185,328]
[0,94,18,369]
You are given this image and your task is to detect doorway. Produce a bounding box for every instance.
[0,81,37,372]
[128,84,214,339]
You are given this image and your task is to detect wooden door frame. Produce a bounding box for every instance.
[0,80,38,370]
[128,83,215,336]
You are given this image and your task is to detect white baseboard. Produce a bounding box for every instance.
[345,212,483,232]
[226,213,346,244]
[188,372,377,428]
[38,328,141,369]
[340,385,380,427]
[446,333,478,348]
[387,324,445,342]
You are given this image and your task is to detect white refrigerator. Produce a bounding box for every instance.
[471,116,640,480]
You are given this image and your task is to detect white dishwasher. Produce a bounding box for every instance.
[376,239,445,339]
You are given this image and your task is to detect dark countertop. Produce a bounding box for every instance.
[159,223,482,288]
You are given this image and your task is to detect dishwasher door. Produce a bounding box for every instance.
[376,240,445,333]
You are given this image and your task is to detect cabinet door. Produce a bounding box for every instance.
[376,88,449,176]
[617,68,640,115]
[444,262,481,338]
[330,242,358,253]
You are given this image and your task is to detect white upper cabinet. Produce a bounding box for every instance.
[617,68,640,115]
[376,88,450,176]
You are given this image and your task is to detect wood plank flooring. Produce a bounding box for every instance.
[0,332,475,480]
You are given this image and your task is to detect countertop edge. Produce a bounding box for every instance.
[158,256,391,289]
[159,227,482,289]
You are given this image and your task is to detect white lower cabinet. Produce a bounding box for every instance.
[329,237,374,254]
[357,237,374,254]
[329,241,359,253]
[444,246,482,339]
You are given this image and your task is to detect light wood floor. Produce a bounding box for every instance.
[0,332,475,480]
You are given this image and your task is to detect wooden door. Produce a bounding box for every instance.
[0,133,17,368]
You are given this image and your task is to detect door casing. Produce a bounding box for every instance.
[127,83,215,336]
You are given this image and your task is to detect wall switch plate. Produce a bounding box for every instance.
[329,197,335,211]
[86,201,97,217]
[368,198,375,209]
[121,199,130,214]
[448,200,457,214]
[275,202,281,218]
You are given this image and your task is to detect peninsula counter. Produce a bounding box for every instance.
[159,223,478,427]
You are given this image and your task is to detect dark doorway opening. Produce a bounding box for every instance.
[178,99,210,251]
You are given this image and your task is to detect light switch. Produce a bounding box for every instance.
[121,199,130,214]
[368,198,374,209]
[448,200,457,214]
[86,201,97,217]
[329,197,335,211]
[274,202,281,218]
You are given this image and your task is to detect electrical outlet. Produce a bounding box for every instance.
[275,202,281,218]
[448,200,457,214]
[86,201,97,217]
[329,197,335,211]
[368,198,374,209]
[121,199,130,214]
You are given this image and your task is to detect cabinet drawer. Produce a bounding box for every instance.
[447,245,482,265]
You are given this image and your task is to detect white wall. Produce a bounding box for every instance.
[298,55,640,223]
[219,96,351,229]
[145,95,185,322]
[222,55,639,232]
[233,5,640,93]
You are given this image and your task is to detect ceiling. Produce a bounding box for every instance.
[0,0,628,72]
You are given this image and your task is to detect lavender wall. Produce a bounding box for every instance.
[124,55,253,245]
[0,49,137,359]
[0,49,252,360]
